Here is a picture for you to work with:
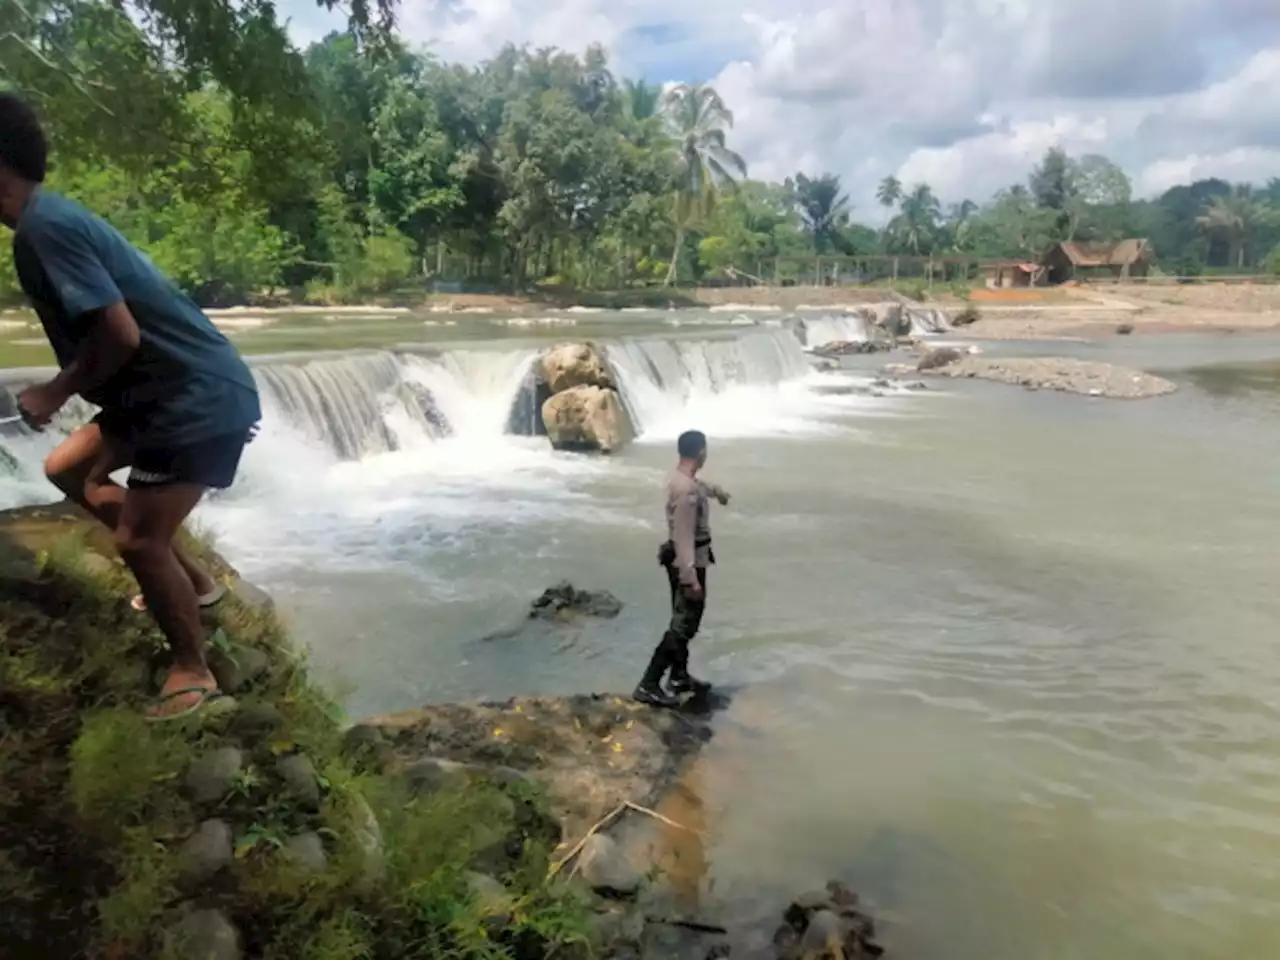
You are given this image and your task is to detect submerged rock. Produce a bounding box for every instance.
[542,385,634,454]
[529,581,623,620]
[578,833,642,897]
[915,346,965,372]
[811,340,892,358]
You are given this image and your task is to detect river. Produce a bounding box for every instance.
[3,309,1280,958]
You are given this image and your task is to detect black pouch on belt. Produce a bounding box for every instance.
[657,540,676,567]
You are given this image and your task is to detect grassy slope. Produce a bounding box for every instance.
[0,504,591,960]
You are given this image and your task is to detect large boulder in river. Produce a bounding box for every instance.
[541,342,616,394]
[542,386,633,454]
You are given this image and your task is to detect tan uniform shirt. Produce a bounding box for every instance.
[666,471,722,586]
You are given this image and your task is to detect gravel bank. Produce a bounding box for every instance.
[900,355,1177,399]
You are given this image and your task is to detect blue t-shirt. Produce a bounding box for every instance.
[12,189,261,447]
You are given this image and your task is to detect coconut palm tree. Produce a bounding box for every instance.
[876,176,903,210]
[789,172,852,253]
[660,83,748,285]
[890,183,941,254]
[1196,184,1275,268]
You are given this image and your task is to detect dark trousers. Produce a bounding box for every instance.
[640,566,707,686]
[667,565,707,648]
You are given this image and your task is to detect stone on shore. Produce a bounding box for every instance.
[176,819,234,888]
[162,908,243,960]
[185,747,244,805]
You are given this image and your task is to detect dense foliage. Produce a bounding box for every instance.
[3,1,1280,304]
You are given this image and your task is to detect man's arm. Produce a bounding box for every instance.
[48,303,139,399]
[699,480,731,505]
[17,221,139,425]
[671,491,700,587]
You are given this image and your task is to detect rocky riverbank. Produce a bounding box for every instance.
[0,503,889,960]
[894,350,1177,399]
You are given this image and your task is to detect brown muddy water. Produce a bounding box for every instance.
[4,314,1280,958]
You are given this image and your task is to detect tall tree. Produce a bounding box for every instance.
[876,176,903,210]
[890,183,941,255]
[1196,184,1275,269]
[788,173,852,253]
[660,82,747,285]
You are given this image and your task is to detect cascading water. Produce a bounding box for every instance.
[605,328,818,438]
[793,313,877,349]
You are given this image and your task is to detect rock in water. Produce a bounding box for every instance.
[529,581,623,620]
[811,340,892,358]
[916,346,964,371]
[541,342,616,394]
[542,386,633,454]
[577,833,642,897]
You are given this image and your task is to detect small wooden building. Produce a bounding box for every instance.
[1040,239,1154,284]
[982,259,1043,289]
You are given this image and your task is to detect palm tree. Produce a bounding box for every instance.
[623,79,660,122]
[789,172,852,253]
[891,183,941,255]
[1196,184,1275,268]
[660,83,747,286]
[876,176,902,210]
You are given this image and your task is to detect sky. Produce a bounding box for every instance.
[282,0,1280,217]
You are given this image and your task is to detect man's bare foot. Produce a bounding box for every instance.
[146,668,222,722]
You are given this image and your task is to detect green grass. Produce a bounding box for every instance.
[0,518,594,960]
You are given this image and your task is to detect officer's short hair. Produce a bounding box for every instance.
[677,430,707,459]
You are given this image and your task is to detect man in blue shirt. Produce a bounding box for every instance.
[0,92,261,721]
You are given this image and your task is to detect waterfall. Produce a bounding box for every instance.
[605,329,812,435]
[252,349,537,460]
[906,306,951,335]
[793,312,878,349]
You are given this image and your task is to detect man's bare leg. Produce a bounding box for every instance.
[44,424,219,596]
[115,481,217,718]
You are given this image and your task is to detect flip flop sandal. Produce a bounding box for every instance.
[132,583,227,614]
[144,685,230,723]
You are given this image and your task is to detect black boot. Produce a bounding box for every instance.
[633,639,680,708]
[667,639,710,695]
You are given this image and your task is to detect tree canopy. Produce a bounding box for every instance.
[2,2,1279,304]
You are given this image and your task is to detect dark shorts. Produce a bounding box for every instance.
[93,413,256,490]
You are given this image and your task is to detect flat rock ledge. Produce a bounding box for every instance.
[891,355,1177,399]
[348,691,727,841]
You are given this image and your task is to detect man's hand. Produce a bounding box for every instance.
[16,381,70,430]
[713,488,731,506]
[682,579,704,601]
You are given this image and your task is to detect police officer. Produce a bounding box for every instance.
[634,430,730,707]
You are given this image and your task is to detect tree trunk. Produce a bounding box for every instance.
[664,226,684,287]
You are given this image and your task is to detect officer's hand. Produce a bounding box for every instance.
[714,488,731,506]
[683,581,704,601]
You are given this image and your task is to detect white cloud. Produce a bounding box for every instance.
[1136,148,1280,196]
[281,0,1280,210]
